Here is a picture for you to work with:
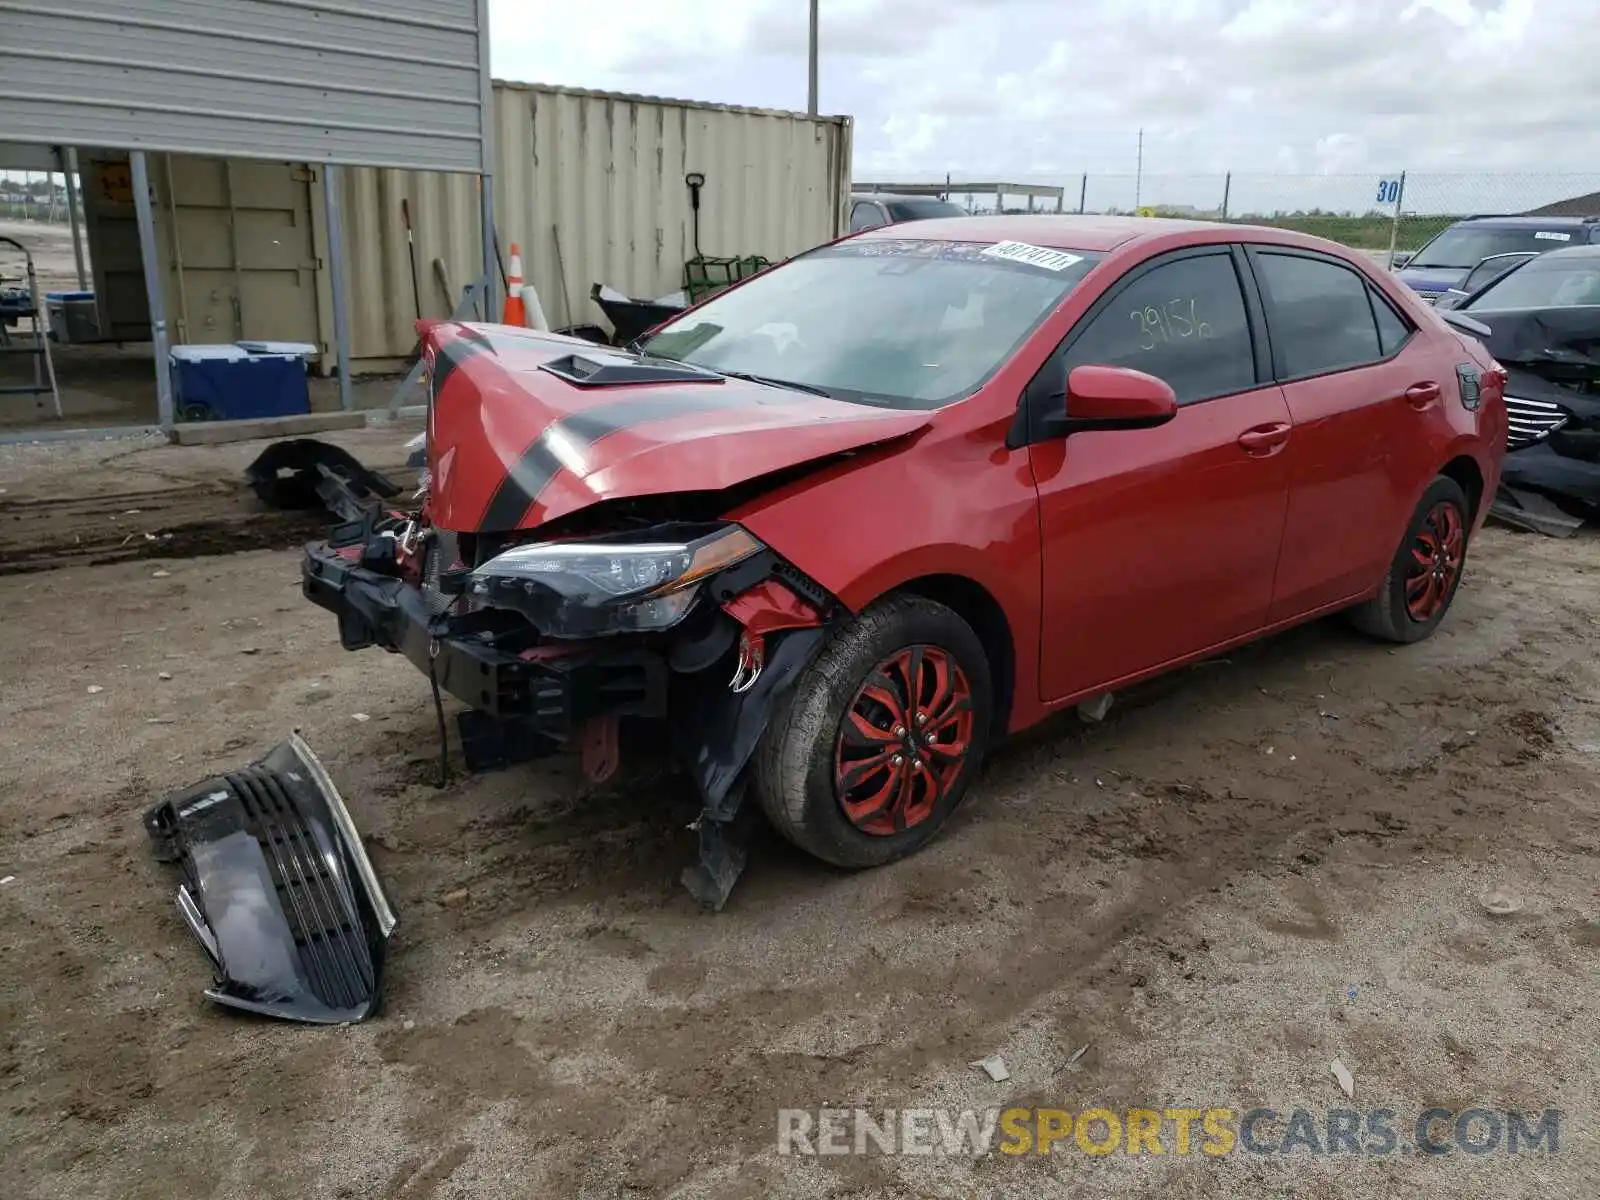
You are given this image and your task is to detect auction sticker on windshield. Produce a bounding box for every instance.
[980,240,1085,272]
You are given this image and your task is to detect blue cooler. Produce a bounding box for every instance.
[170,343,315,422]
[46,291,99,343]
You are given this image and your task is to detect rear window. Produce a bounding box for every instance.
[1409,225,1576,270]
[1466,256,1600,310]
[1254,252,1388,377]
[886,199,968,221]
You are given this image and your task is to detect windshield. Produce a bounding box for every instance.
[1409,226,1575,270]
[1466,256,1600,310]
[638,239,1101,409]
[887,199,968,221]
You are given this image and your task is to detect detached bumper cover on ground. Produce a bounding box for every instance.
[144,735,397,1024]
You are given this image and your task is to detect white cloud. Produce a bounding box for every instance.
[488,0,1600,209]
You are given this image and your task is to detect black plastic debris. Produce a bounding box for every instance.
[144,734,397,1024]
[245,438,401,521]
[1489,484,1585,538]
[590,282,686,347]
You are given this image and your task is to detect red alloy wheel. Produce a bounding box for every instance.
[1404,500,1465,622]
[834,645,975,835]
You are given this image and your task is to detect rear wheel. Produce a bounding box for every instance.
[1349,476,1471,643]
[753,595,992,868]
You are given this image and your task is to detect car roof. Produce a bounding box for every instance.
[852,214,1323,254]
[1452,215,1597,227]
[850,192,960,204]
[1518,243,1600,260]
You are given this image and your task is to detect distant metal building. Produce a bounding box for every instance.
[854,181,1066,213]
[1526,192,1600,218]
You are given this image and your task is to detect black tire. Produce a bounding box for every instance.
[753,594,993,869]
[1348,475,1471,644]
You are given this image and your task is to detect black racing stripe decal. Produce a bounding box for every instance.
[478,391,783,531]
[430,335,492,407]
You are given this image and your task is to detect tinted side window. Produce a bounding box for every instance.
[1371,288,1412,356]
[1063,253,1255,405]
[849,202,884,233]
[1254,252,1382,377]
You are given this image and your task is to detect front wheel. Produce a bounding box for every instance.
[753,595,993,869]
[1348,475,1471,644]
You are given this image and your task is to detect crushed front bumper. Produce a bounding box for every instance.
[301,535,833,911]
[301,540,668,738]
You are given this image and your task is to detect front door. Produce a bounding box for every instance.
[1027,247,1294,702]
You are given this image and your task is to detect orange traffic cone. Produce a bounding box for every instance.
[502,243,527,326]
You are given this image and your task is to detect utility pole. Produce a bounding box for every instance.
[1135,127,1144,210]
[807,0,819,115]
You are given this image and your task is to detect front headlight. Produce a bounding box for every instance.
[469,523,763,637]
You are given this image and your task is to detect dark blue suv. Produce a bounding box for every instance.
[1396,215,1600,303]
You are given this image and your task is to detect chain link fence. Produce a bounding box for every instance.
[934,172,1600,263]
[0,174,73,224]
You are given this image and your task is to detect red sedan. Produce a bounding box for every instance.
[304,216,1506,907]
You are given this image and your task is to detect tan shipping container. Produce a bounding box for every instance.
[334,81,853,367]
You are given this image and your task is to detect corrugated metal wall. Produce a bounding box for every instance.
[0,0,490,172]
[331,82,852,365]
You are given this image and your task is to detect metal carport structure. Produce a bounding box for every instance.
[853,181,1067,213]
[0,0,497,426]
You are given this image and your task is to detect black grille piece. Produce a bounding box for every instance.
[227,767,374,1011]
[142,736,395,1024]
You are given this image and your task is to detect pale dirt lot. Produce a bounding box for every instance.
[0,218,83,296]
[1,433,1597,1199]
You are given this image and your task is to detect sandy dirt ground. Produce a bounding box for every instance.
[0,218,84,296]
[1,434,1597,1199]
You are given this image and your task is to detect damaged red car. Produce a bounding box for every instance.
[303,216,1507,907]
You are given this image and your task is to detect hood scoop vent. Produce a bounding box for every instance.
[539,353,725,389]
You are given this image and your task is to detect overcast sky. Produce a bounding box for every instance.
[490,0,1593,190]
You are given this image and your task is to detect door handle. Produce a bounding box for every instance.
[1405,381,1441,408]
[1237,422,1291,455]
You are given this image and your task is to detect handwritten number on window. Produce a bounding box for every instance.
[1131,298,1211,351]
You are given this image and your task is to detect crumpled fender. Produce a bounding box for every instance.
[675,578,829,814]
[143,735,397,1024]
[679,626,827,814]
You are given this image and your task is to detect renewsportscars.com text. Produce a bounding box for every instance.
[777,1106,1562,1158]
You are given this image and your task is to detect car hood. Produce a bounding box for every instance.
[1398,266,1469,294]
[420,321,933,532]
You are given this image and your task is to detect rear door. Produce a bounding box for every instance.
[1028,246,1294,701]
[1244,246,1450,620]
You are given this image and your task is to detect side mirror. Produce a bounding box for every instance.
[1063,365,1178,432]
[1390,252,1413,269]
